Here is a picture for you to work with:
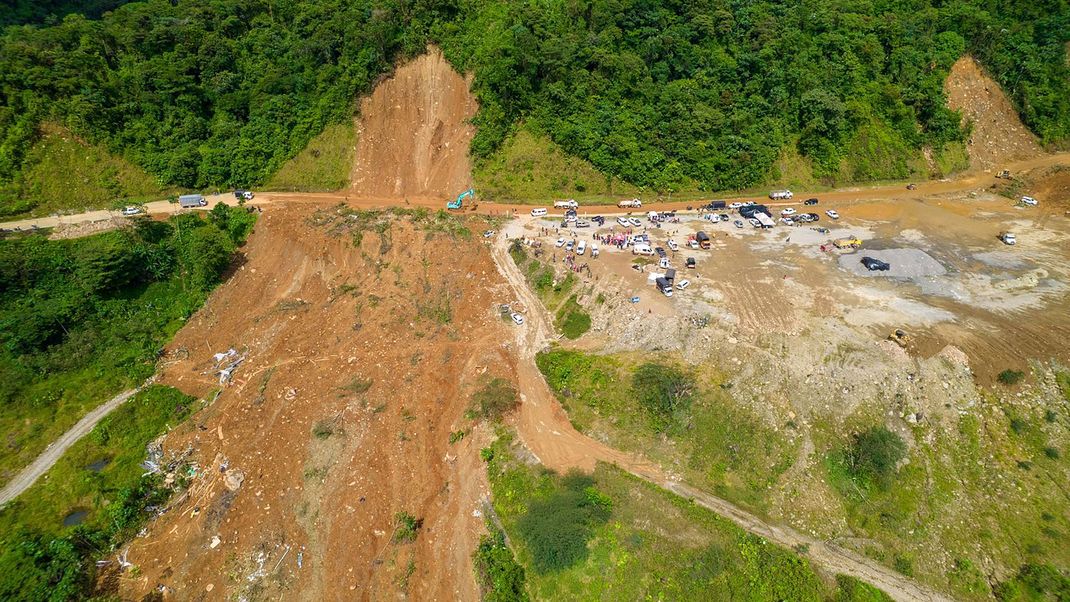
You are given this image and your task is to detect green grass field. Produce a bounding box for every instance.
[532,349,1070,598]
[0,123,167,218]
[266,120,356,191]
[482,429,892,601]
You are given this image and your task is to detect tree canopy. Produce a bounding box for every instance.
[0,0,1067,202]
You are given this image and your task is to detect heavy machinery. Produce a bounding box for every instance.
[447,188,475,211]
[833,236,862,249]
[996,169,1012,179]
[888,329,911,348]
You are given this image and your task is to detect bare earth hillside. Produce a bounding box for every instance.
[350,47,477,200]
[116,206,509,600]
[945,55,1042,171]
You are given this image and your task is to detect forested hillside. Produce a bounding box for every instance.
[1,0,1067,208]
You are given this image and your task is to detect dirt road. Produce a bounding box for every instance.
[4,152,1068,235]
[489,229,953,602]
[0,386,143,505]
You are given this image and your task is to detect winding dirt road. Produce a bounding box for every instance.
[489,227,953,602]
[0,385,146,505]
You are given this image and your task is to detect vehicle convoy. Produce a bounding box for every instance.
[618,198,642,208]
[447,188,475,210]
[834,237,862,249]
[179,194,207,208]
[553,199,578,209]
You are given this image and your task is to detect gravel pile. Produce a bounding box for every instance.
[838,248,946,278]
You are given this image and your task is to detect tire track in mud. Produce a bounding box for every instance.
[489,229,953,602]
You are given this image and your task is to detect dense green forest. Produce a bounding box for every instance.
[0,0,1067,209]
[0,204,253,481]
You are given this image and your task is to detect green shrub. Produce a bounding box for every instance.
[555,296,591,340]
[631,363,695,430]
[471,378,519,422]
[846,426,907,488]
[473,526,529,601]
[998,369,1025,385]
[995,564,1070,601]
[515,471,611,572]
[393,512,423,543]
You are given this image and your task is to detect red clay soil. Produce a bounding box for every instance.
[945,55,1043,172]
[114,205,510,601]
[350,46,477,200]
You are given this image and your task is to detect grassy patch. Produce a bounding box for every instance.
[483,429,884,600]
[470,377,520,422]
[0,385,196,600]
[534,349,794,511]
[474,124,645,204]
[932,141,970,177]
[266,121,355,191]
[393,511,423,544]
[0,123,166,218]
[473,524,529,601]
[998,369,1025,386]
[553,295,590,340]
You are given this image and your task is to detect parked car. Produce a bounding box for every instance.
[616,217,630,227]
[676,279,691,290]
[729,202,744,209]
[531,208,547,217]
[658,257,670,269]
[780,217,794,226]
[1021,196,1038,206]
[593,216,605,226]
[733,219,744,228]
[555,238,565,247]
[667,240,678,251]
[804,198,818,206]
[781,207,796,216]
[511,313,525,325]
[748,218,760,227]
[483,229,495,238]
[576,220,590,228]
[906,183,917,190]
[685,257,696,268]
[577,240,587,255]
[655,247,667,258]
[719,214,730,222]
[688,239,699,249]
[234,189,254,200]
[826,210,840,219]
[565,240,574,250]
[1000,232,1017,245]
[629,217,643,227]
[861,257,890,271]
[120,206,143,216]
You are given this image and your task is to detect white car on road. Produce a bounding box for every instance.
[781,207,796,216]
[675,279,691,290]
[667,239,678,251]
[511,313,524,325]
[121,206,143,216]
[826,210,840,219]
[1021,196,1038,206]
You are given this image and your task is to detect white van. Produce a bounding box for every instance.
[531,208,548,217]
[633,243,654,256]
[591,243,599,257]
[576,240,587,255]
[553,199,579,209]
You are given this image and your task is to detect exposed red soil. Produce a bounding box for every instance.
[115,205,509,600]
[945,55,1043,172]
[350,46,477,200]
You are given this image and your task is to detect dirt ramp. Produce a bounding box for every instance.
[945,55,1042,171]
[351,47,477,199]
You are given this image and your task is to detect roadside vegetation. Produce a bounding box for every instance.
[0,385,197,600]
[0,123,166,218]
[2,1,1067,207]
[482,429,892,600]
[509,241,591,339]
[535,349,1070,598]
[0,204,254,485]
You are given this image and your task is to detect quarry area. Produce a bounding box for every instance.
[5,47,1063,602]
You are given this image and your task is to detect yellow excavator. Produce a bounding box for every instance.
[888,329,911,348]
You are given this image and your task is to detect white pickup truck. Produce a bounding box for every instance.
[618,198,642,208]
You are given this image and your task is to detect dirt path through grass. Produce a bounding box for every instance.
[0,384,146,505]
[490,228,953,602]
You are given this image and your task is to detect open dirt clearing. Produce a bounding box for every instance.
[349,46,477,199]
[116,206,504,600]
[946,55,1043,172]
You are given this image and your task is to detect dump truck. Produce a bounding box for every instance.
[655,276,673,297]
[833,237,862,249]
[695,231,711,249]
